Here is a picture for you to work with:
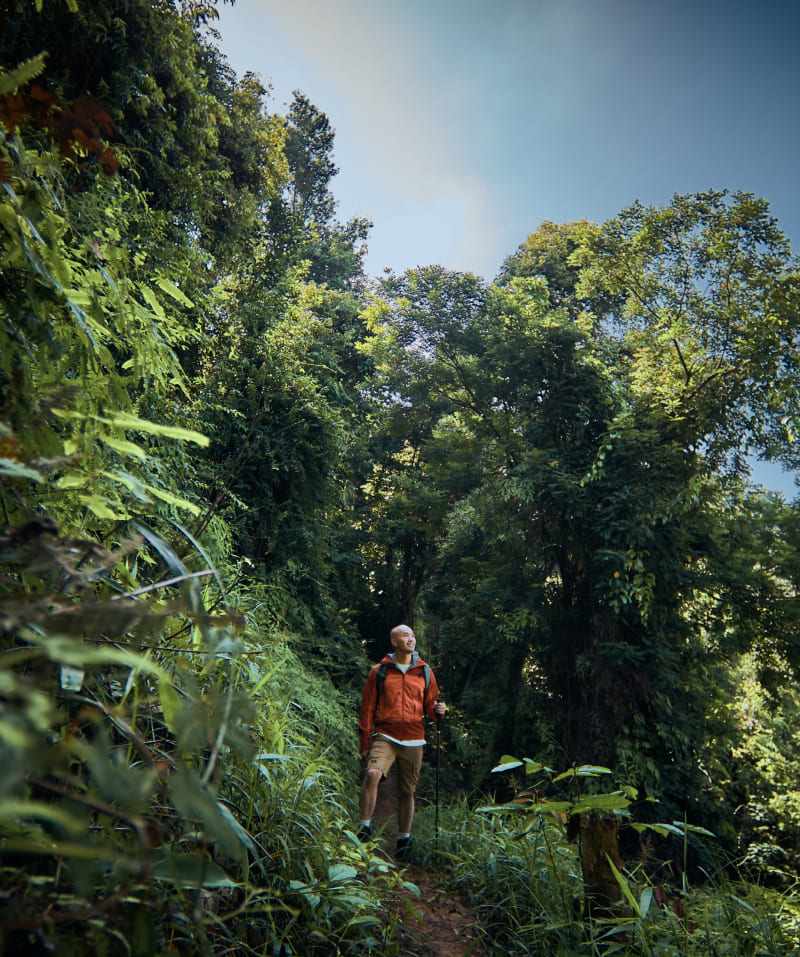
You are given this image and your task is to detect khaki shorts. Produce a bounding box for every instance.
[366,738,424,794]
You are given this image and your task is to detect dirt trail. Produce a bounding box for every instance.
[374,770,488,956]
[394,863,488,957]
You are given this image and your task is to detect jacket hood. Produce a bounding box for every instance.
[383,651,422,668]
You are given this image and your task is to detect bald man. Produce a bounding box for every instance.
[357,624,446,860]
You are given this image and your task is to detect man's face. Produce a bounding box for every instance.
[391,627,416,654]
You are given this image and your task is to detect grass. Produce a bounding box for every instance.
[406,796,800,957]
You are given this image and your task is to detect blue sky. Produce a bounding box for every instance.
[212,0,799,496]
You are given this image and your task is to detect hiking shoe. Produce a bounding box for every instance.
[357,824,372,842]
[395,835,415,862]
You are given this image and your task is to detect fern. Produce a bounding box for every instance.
[0,54,48,97]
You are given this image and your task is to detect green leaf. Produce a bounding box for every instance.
[491,755,524,773]
[570,792,631,814]
[552,765,612,782]
[157,277,194,307]
[169,520,230,611]
[134,522,188,576]
[110,412,209,447]
[158,672,182,733]
[670,820,715,838]
[56,474,88,489]
[98,435,149,462]
[102,470,151,502]
[53,409,209,447]
[605,854,639,915]
[26,633,171,682]
[168,767,246,865]
[217,801,266,875]
[639,886,653,918]
[632,820,715,839]
[141,481,201,515]
[0,837,123,860]
[0,53,48,96]
[0,799,84,834]
[78,494,123,520]
[152,850,238,888]
[140,285,166,320]
[327,864,357,882]
[0,458,43,482]
[631,822,671,837]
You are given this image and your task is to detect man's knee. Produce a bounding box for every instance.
[363,767,382,787]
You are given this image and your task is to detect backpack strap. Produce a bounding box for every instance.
[374,662,388,708]
[374,662,431,709]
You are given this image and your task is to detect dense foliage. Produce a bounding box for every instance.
[2,1,799,954]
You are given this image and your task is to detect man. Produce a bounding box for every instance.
[358,623,446,860]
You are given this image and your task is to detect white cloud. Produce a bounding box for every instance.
[226,0,506,276]
[249,0,460,193]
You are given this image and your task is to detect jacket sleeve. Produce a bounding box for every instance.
[423,668,440,722]
[358,667,378,754]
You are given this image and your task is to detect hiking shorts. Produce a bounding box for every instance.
[366,738,423,794]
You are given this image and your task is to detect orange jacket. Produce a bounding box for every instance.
[358,653,440,754]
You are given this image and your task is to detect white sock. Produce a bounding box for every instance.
[398,832,410,839]
[360,820,371,828]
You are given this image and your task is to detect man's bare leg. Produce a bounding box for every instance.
[359,768,382,822]
[398,790,415,834]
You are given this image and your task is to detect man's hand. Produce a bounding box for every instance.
[434,699,446,718]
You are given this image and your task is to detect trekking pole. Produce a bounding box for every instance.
[435,706,442,841]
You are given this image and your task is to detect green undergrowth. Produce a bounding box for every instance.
[0,514,415,956]
[409,798,800,957]
[0,442,401,955]
[0,72,410,956]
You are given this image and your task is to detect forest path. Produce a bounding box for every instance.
[393,863,488,957]
[374,771,488,956]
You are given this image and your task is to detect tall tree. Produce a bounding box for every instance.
[576,190,800,474]
[284,90,337,222]
[358,196,800,818]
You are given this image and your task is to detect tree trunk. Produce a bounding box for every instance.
[570,814,625,920]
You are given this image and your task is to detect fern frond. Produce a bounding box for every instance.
[0,54,49,97]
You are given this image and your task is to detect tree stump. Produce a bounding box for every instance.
[572,813,625,919]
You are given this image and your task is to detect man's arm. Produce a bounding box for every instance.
[424,670,446,720]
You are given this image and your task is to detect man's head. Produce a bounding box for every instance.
[390,624,416,658]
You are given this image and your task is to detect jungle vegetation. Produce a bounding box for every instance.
[1,1,799,954]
